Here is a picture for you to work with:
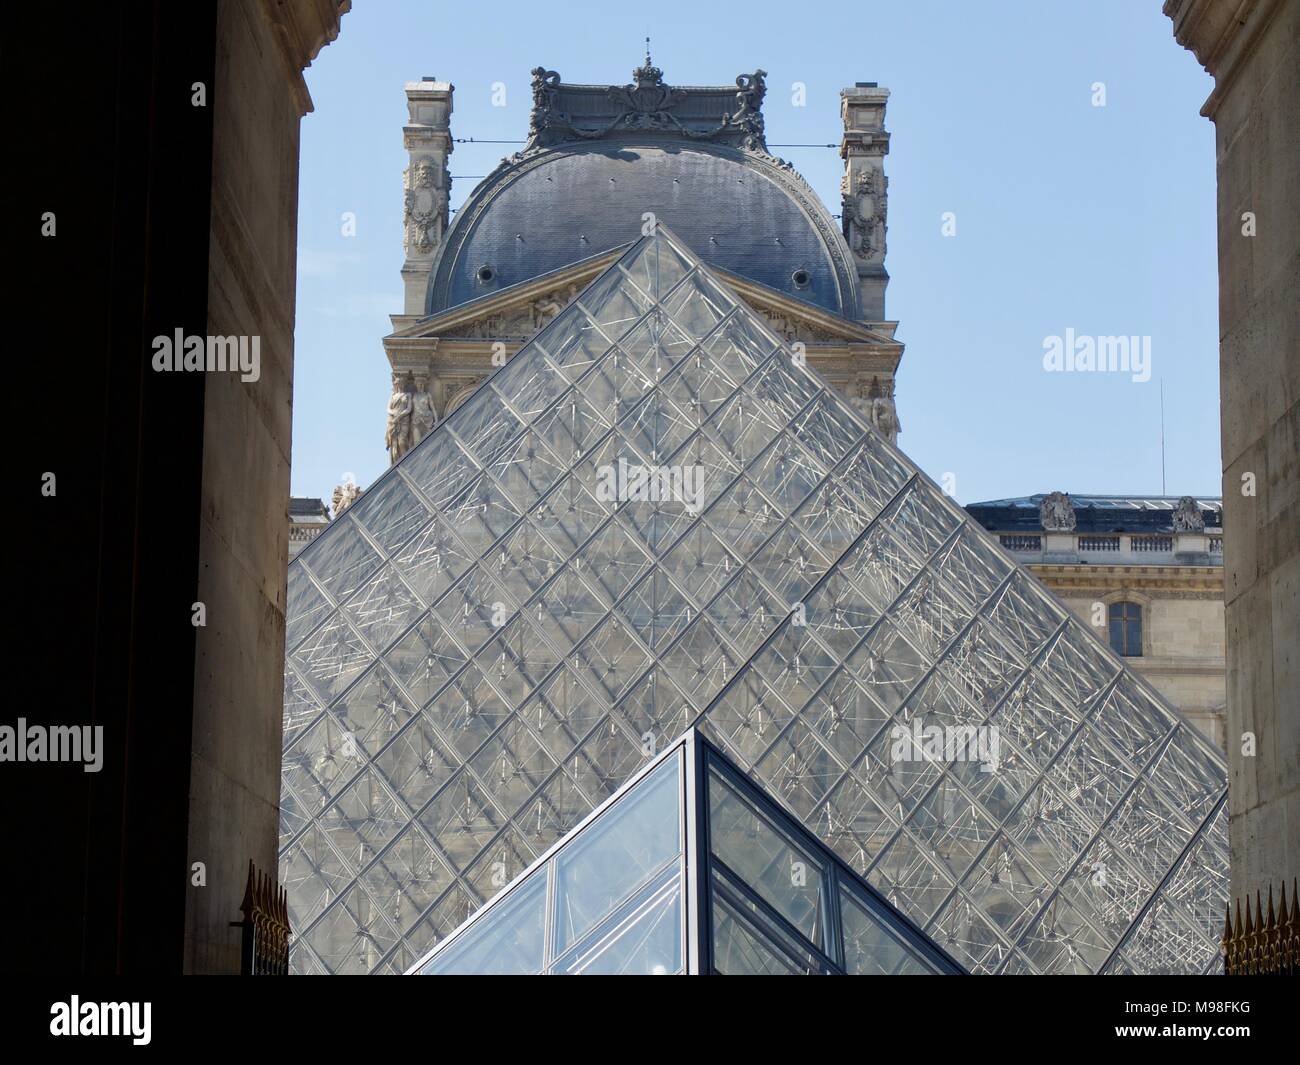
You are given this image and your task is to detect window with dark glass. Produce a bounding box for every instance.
[1108,601,1142,657]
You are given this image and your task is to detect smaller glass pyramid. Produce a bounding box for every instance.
[411,728,964,974]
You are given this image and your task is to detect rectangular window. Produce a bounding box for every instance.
[1108,601,1142,657]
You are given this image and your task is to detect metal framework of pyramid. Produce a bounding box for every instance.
[411,729,966,974]
[280,225,1228,975]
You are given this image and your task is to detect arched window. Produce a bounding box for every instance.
[1108,601,1143,657]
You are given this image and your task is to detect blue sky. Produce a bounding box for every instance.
[291,0,1219,507]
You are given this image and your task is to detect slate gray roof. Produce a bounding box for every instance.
[289,497,330,519]
[965,494,1224,534]
[426,64,858,319]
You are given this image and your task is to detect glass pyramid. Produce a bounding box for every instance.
[411,729,964,974]
[280,225,1228,975]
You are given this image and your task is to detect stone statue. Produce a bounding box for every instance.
[332,475,361,517]
[385,372,415,464]
[846,377,900,443]
[731,70,768,150]
[1172,496,1205,533]
[528,67,563,143]
[1039,491,1077,532]
[869,396,900,443]
[411,373,437,448]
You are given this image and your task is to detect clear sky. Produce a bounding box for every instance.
[291,0,1220,507]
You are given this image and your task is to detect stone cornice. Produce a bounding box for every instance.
[1164,0,1284,118]
[257,0,350,117]
[1029,563,1225,597]
[1128,655,1227,677]
[386,252,901,351]
[390,250,624,339]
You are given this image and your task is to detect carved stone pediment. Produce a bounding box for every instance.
[392,251,899,350]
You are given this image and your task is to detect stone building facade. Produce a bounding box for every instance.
[966,494,1226,747]
[289,496,331,558]
[381,62,904,464]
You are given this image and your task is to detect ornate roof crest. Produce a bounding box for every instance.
[523,59,771,152]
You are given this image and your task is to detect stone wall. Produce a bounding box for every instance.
[185,0,346,973]
[1166,0,1298,899]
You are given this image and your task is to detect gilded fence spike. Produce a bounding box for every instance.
[232,859,291,975]
[1222,902,1234,975]
[1223,882,1298,976]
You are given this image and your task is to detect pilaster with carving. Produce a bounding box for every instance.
[839,85,890,321]
[402,79,453,315]
[848,373,900,444]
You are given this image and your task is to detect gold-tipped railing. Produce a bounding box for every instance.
[233,859,292,975]
[1222,880,1299,975]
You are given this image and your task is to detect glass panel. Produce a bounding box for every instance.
[620,230,693,300]
[531,389,611,465]
[711,891,816,975]
[661,269,731,341]
[553,752,682,952]
[708,767,826,948]
[575,264,655,338]
[617,310,694,380]
[301,515,381,604]
[390,514,473,605]
[490,344,564,421]
[286,566,331,653]
[289,612,374,704]
[537,306,613,382]
[399,429,479,510]
[448,390,523,467]
[551,865,683,975]
[418,871,547,975]
[350,473,433,556]
[342,565,422,654]
[840,884,935,974]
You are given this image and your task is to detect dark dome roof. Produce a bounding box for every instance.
[427,142,858,317]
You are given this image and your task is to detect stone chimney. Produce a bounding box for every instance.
[839,84,890,321]
[401,78,453,315]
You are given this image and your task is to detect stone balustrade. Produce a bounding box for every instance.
[995,529,1224,566]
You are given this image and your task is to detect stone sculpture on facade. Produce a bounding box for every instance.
[730,70,767,150]
[841,167,886,261]
[1172,495,1206,533]
[331,475,361,517]
[527,67,564,142]
[411,372,437,447]
[404,159,448,256]
[385,372,415,464]
[848,377,900,444]
[525,57,773,152]
[1039,490,1077,532]
[869,396,900,443]
[609,53,689,130]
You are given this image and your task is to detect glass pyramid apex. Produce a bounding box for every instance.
[281,223,1228,975]
[411,729,965,974]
